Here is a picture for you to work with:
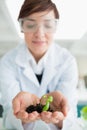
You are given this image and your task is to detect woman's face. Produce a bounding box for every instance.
[22,10,57,61]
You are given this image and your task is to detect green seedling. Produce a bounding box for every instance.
[81,106,87,120]
[42,95,53,111]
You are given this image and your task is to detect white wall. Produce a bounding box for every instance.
[76,56,87,77]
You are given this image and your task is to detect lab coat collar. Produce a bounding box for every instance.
[15,43,48,69]
[15,42,61,87]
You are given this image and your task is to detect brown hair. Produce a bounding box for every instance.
[18,0,59,20]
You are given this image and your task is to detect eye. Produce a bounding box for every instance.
[44,21,55,29]
[44,23,54,30]
[27,24,36,29]
[23,20,36,29]
[45,24,52,28]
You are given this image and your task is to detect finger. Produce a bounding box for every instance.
[41,111,52,118]
[51,117,59,124]
[41,111,52,123]
[49,111,64,124]
[28,111,40,121]
[12,98,21,114]
[52,111,64,120]
[16,111,39,123]
[16,111,28,120]
[61,98,69,116]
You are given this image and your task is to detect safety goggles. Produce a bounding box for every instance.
[19,18,59,33]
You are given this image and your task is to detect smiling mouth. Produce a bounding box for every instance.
[32,41,46,44]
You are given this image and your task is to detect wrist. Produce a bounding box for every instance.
[55,120,63,129]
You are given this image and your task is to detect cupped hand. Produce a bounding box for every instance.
[40,91,69,124]
[12,92,40,123]
[12,91,69,124]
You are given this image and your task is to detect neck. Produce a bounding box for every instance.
[34,53,45,63]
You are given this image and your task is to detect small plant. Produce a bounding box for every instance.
[26,95,53,113]
[42,95,53,111]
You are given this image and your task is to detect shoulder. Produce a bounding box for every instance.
[0,43,25,67]
[47,43,77,74]
[53,44,78,80]
[53,43,77,68]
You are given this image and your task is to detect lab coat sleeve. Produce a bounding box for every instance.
[0,57,24,130]
[4,108,24,130]
[56,57,78,130]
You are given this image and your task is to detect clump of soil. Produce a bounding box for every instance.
[26,103,53,113]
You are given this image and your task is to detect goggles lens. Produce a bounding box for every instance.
[19,18,58,33]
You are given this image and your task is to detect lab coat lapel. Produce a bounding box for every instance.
[41,64,57,87]
[23,66,40,87]
[15,43,40,87]
[41,44,59,87]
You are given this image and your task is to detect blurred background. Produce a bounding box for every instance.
[0,0,87,117]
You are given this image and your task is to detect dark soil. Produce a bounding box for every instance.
[26,103,53,113]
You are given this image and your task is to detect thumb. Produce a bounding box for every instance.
[12,98,21,115]
[61,98,69,117]
[62,105,69,117]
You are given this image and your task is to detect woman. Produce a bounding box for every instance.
[0,0,78,130]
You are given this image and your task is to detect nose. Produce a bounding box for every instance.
[34,26,45,37]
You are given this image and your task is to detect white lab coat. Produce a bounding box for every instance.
[0,42,78,130]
